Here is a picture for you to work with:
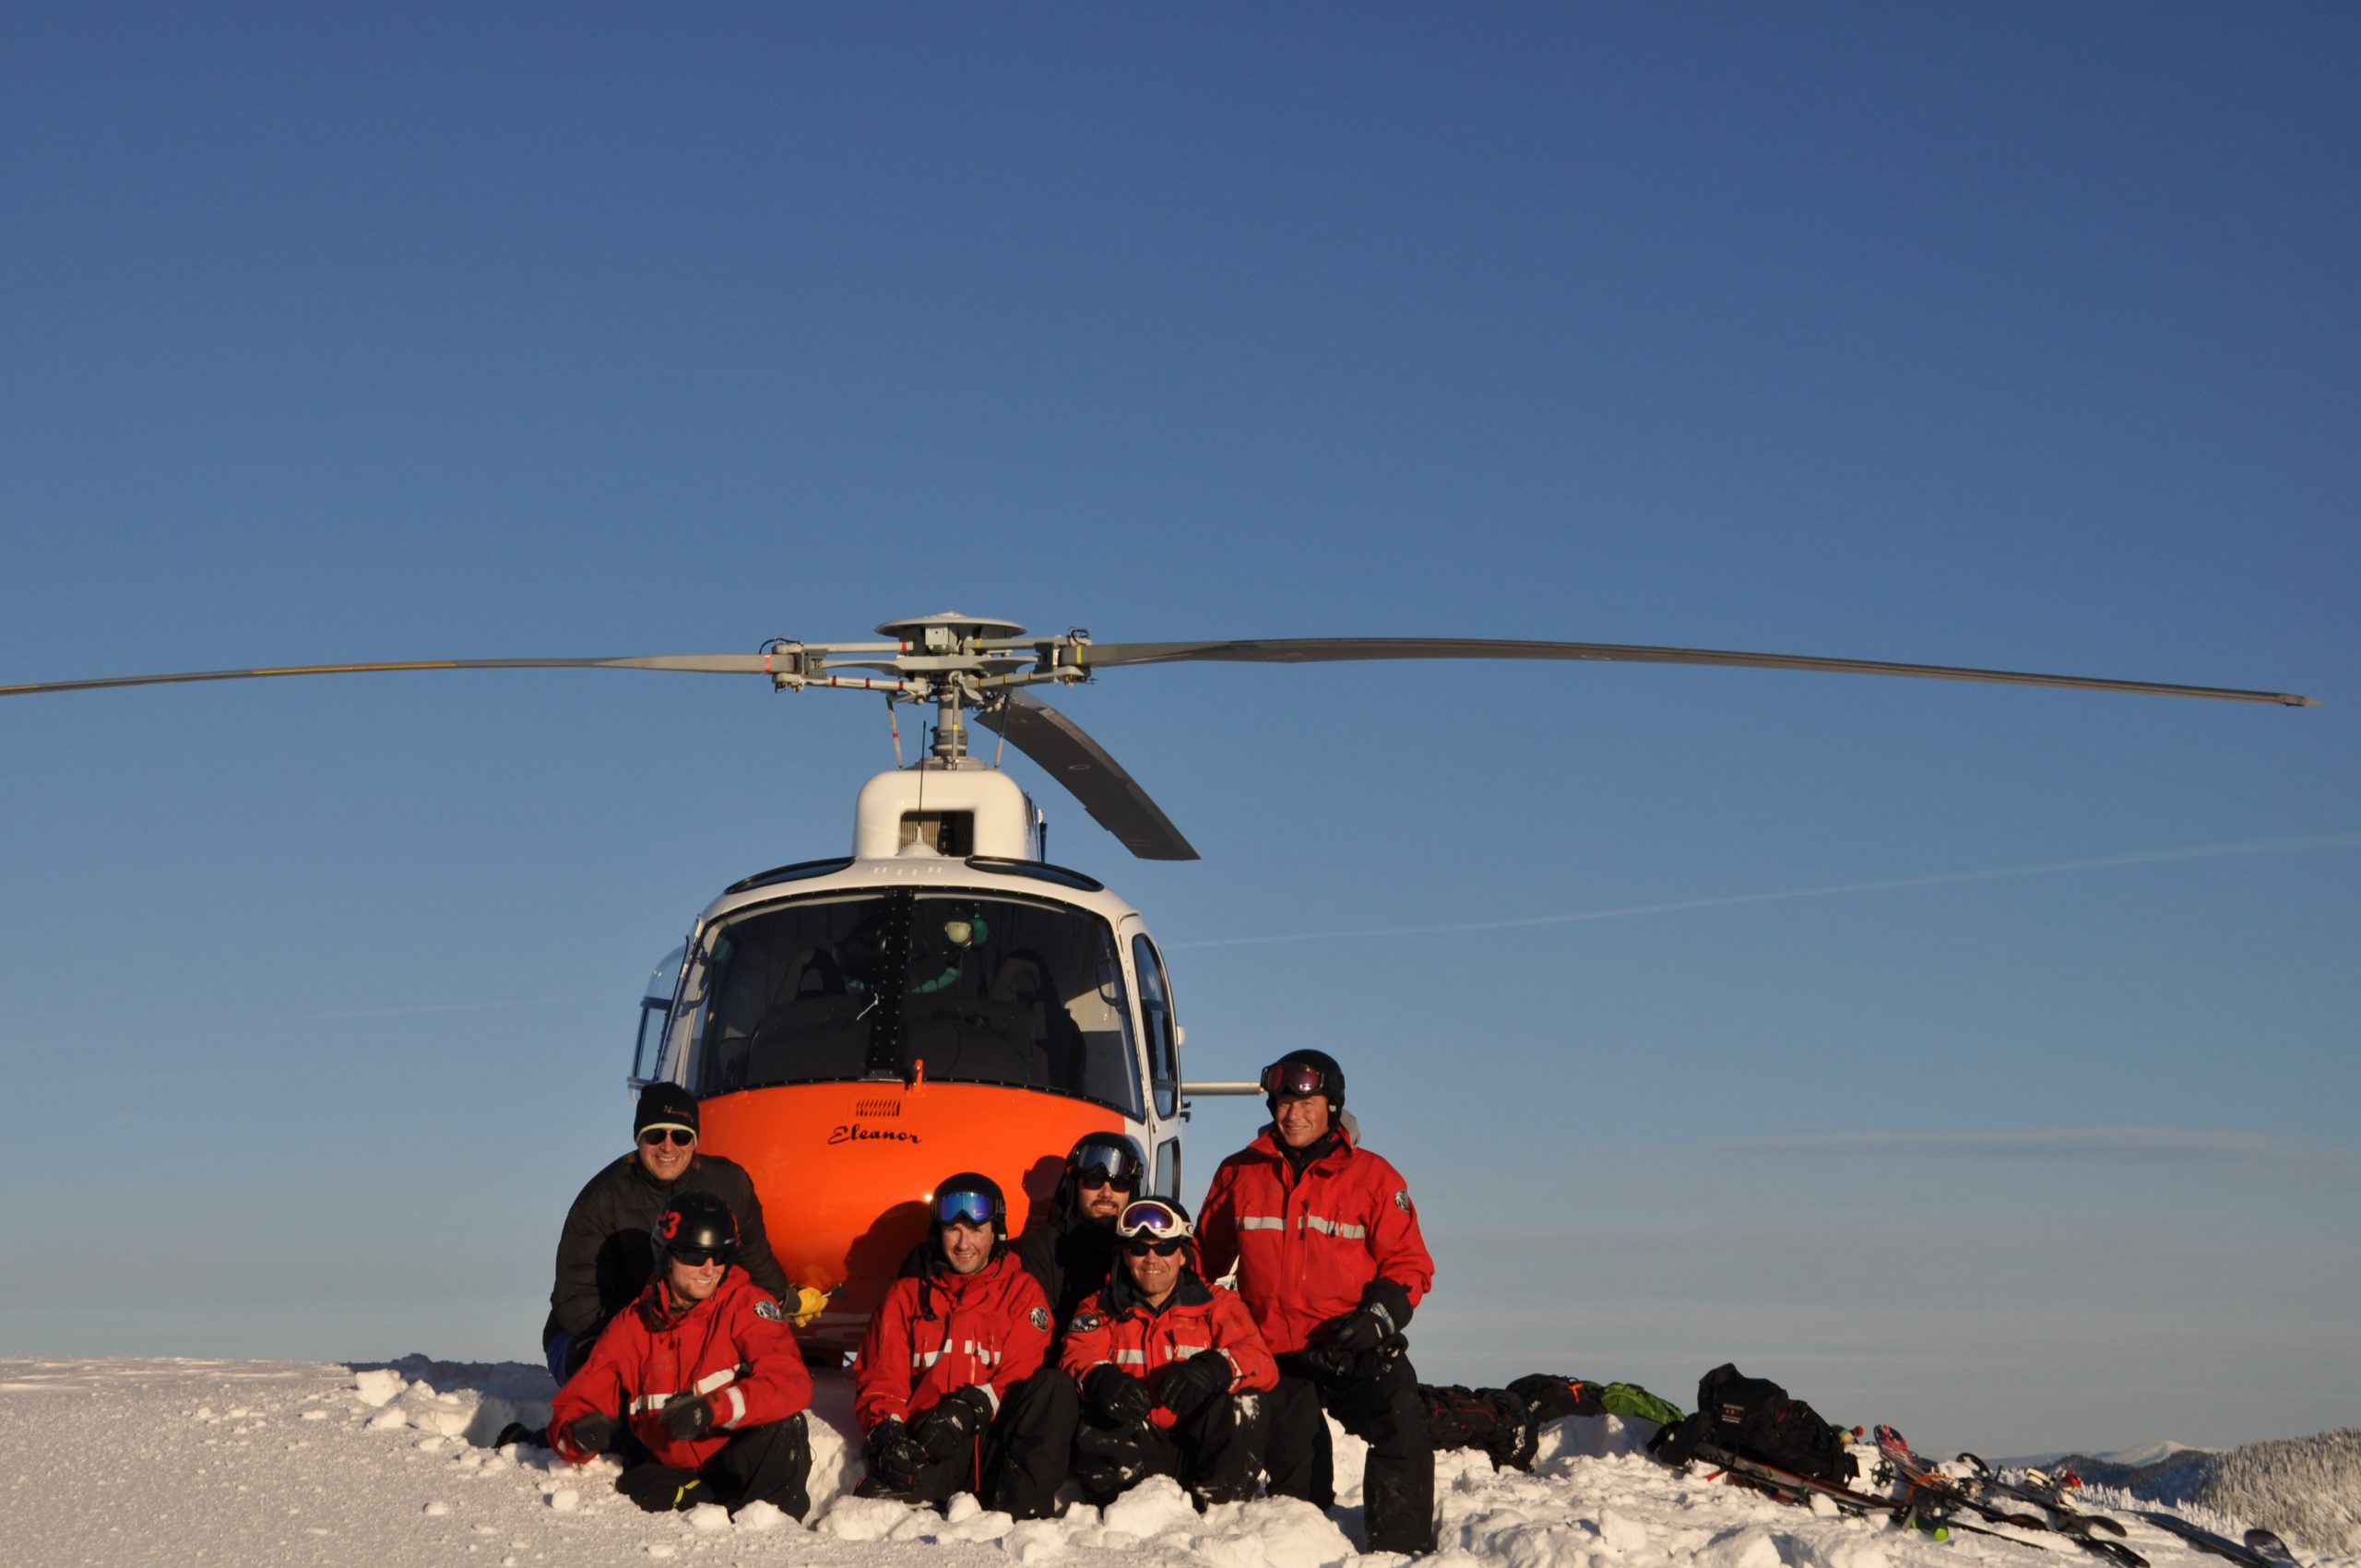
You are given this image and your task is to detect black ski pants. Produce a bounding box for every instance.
[700,1411,813,1518]
[856,1372,1078,1521]
[1074,1388,1264,1509]
[1265,1353,1437,1554]
[618,1412,813,1518]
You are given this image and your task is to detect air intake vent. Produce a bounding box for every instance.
[853,1097,902,1119]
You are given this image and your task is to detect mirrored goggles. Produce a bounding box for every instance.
[1260,1060,1330,1099]
[1115,1200,1192,1241]
[935,1190,998,1227]
[1072,1143,1141,1190]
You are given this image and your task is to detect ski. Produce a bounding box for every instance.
[2134,1512,2288,1568]
[1956,1452,2132,1538]
[1876,1428,2150,1568]
[1689,1442,1967,1542]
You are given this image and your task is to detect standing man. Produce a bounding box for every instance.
[548,1192,814,1518]
[1015,1132,1146,1336]
[853,1172,1065,1518]
[1061,1197,1276,1510]
[1197,1050,1438,1554]
[542,1082,794,1382]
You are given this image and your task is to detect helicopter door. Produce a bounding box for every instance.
[630,945,686,1087]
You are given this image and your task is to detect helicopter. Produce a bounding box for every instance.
[4,612,2316,1356]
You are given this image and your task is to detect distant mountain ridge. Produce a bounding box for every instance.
[2036,1429,2361,1553]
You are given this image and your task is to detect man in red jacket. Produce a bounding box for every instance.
[854,1171,1064,1517]
[1197,1050,1438,1554]
[1061,1197,1277,1509]
[547,1191,813,1518]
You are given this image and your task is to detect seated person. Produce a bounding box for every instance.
[543,1082,797,1382]
[854,1172,1064,1518]
[1061,1197,1277,1510]
[547,1192,814,1519]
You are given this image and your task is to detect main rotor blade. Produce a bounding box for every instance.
[1075,637,2317,707]
[0,653,782,699]
[976,690,1200,861]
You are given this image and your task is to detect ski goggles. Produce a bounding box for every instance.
[935,1189,999,1227]
[1115,1199,1192,1242]
[1072,1140,1142,1191]
[1259,1059,1333,1099]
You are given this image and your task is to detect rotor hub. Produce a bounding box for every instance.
[875,612,1027,651]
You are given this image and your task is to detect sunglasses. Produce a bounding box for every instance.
[1122,1238,1187,1258]
[669,1247,728,1267]
[1077,1170,1138,1192]
[639,1127,696,1147]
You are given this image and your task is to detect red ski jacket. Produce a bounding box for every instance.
[549,1266,812,1470]
[854,1251,1052,1434]
[1061,1272,1278,1429]
[1196,1129,1434,1356]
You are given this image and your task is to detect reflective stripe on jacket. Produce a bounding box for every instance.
[548,1267,811,1470]
[853,1251,1051,1433]
[1060,1273,1278,1429]
[1195,1129,1434,1355]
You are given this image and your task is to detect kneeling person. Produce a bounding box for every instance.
[1062,1198,1276,1509]
[548,1192,814,1519]
[855,1173,1062,1516]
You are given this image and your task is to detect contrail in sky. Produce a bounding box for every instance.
[1164,833,2361,951]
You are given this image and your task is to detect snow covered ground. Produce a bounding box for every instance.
[5,1357,2347,1568]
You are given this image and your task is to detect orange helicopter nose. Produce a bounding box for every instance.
[697,1080,1123,1357]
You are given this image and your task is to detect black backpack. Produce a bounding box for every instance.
[1418,1384,1540,1472]
[1646,1363,1857,1482]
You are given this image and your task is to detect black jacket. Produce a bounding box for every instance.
[1014,1171,1119,1338]
[541,1151,791,1350]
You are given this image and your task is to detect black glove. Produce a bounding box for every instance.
[1081,1364,1155,1427]
[616,1464,706,1512]
[1323,1305,1393,1357]
[909,1385,993,1462]
[1154,1350,1234,1419]
[865,1419,925,1491]
[658,1393,716,1443]
[557,1410,617,1455]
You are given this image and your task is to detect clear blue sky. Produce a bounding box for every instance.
[3,5,2353,1455]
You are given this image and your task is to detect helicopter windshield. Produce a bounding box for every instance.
[684,888,1144,1117]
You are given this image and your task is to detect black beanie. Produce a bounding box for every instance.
[635,1082,700,1137]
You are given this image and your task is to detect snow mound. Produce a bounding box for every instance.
[6,1356,2358,1568]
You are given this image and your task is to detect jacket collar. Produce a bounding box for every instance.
[1250,1126,1349,1174]
[917,1246,1013,1317]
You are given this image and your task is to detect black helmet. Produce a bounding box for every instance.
[652,1190,740,1263]
[1261,1049,1346,1114]
[1066,1132,1146,1191]
[931,1171,1008,1240]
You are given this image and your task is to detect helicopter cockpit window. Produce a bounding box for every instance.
[685,889,1145,1118]
[1134,935,1179,1119]
[630,944,686,1087]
